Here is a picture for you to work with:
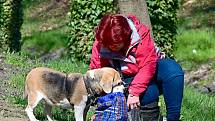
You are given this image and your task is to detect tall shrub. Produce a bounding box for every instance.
[0,1,4,51]
[0,0,23,53]
[67,0,117,61]
[147,0,179,58]
[68,0,179,61]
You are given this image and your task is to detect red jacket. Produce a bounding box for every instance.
[90,14,158,96]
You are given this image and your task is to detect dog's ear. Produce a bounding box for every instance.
[86,68,122,93]
[85,70,105,93]
[99,79,113,93]
[86,70,95,79]
[86,69,113,93]
[99,68,121,93]
[87,69,113,93]
[100,68,123,93]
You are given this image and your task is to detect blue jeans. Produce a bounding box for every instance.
[123,58,184,120]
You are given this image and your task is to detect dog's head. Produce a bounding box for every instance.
[85,67,124,94]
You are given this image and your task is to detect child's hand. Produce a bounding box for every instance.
[127,94,140,109]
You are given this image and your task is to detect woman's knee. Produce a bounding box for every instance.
[140,81,159,105]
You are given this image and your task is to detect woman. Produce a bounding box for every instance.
[89,14,184,121]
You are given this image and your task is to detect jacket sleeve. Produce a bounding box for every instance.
[90,40,110,69]
[128,24,158,96]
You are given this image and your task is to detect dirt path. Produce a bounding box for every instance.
[0,1,70,120]
[0,116,26,121]
[0,100,28,121]
[0,55,28,121]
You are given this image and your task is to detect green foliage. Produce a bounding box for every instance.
[0,0,23,53]
[147,0,179,58]
[67,0,117,62]
[0,1,4,45]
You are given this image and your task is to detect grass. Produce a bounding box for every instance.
[159,86,215,121]
[212,63,215,70]
[174,27,215,70]
[22,0,50,9]
[21,28,69,57]
[181,86,215,121]
[175,0,215,71]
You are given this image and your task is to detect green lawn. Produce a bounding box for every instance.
[3,52,215,121]
[181,86,215,121]
[174,27,215,71]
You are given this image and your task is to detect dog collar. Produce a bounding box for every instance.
[83,75,100,106]
[111,81,125,93]
[112,81,125,88]
[83,75,100,97]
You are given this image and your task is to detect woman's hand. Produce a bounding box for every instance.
[90,115,95,121]
[127,94,140,109]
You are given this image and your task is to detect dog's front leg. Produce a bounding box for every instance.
[25,105,39,121]
[83,103,91,121]
[74,105,85,121]
[74,96,88,121]
[44,103,53,121]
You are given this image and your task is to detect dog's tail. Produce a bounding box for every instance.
[23,74,30,99]
[23,72,31,99]
[23,84,28,99]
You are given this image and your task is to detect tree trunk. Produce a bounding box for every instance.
[117,0,154,38]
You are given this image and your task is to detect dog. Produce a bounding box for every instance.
[24,67,124,121]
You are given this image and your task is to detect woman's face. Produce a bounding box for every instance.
[108,43,125,52]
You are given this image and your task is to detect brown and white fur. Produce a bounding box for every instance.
[24,67,124,121]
